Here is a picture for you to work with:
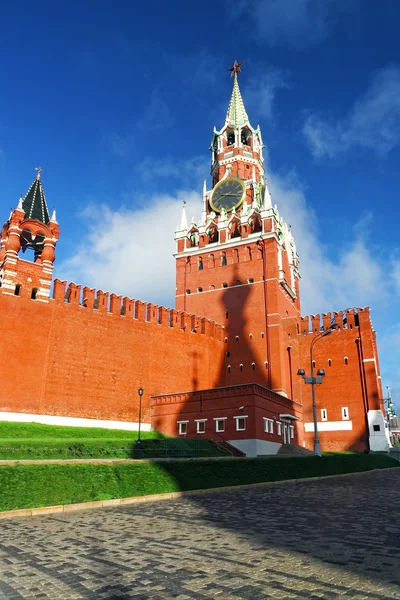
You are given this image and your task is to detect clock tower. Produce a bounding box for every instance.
[175,63,301,398]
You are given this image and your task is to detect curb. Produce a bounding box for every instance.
[0,466,398,520]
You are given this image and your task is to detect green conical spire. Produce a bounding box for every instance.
[225,71,249,129]
[22,168,50,224]
[387,387,396,417]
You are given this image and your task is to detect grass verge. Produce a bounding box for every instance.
[0,421,228,459]
[0,453,398,512]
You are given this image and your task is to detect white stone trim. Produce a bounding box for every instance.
[0,411,151,431]
[304,421,353,432]
[279,413,298,420]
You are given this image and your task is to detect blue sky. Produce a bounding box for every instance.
[1,0,399,408]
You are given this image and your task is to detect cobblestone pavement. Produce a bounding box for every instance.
[0,469,400,599]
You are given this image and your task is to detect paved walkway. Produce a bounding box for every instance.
[0,470,399,599]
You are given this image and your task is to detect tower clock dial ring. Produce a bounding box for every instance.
[210,177,245,213]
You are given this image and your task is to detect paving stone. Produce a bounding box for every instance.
[0,470,400,598]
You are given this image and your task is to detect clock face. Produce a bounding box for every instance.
[210,178,245,213]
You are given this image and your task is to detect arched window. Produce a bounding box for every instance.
[227,130,235,145]
[209,227,219,243]
[240,364,243,372]
[208,254,215,269]
[344,357,348,365]
[328,359,332,367]
[221,253,227,266]
[235,336,239,342]
[228,365,231,373]
[230,223,240,239]
[198,258,203,271]
[31,288,38,300]
[14,284,21,296]
[252,363,256,371]
[312,360,316,368]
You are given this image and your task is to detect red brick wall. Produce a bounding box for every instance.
[0,280,224,423]
[151,384,303,444]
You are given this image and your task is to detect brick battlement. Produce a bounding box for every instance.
[299,307,373,335]
[52,279,224,341]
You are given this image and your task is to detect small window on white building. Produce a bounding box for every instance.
[234,416,247,431]
[195,419,207,434]
[290,425,295,439]
[342,407,349,420]
[214,418,226,433]
[178,421,188,435]
[277,422,282,436]
[321,409,327,421]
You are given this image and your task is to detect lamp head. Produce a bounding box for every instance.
[317,369,325,377]
[138,387,144,397]
[297,369,306,377]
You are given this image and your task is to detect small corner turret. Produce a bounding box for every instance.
[0,168,59,301]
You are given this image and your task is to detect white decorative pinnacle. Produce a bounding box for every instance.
[16,197,24,211]
[50,209,58,223]
[179,203,188,231]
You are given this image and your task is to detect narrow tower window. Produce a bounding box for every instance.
[328,359,332,367]
[31,288,38,300]
[221,253,227,266]
[344,357,348,365]
[14,284,21,296]
[198,259,203,271]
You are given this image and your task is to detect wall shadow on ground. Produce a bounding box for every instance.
[145,266,399,595]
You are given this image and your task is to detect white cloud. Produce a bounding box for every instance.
[138,91,174,132]
[303,67,400,158]
[267,168,387,315]
[57,190,201,307]
[392,259,400,296]
[105,132,135,159]
[138,156,209,189]
[59,159,387,317]
[244,69,289,122]
[230,0,351,49]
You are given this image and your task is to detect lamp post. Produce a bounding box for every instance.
[297,324,337,456]
[137,387,144,449]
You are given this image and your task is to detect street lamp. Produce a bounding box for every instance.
[297,324,337,456]
[137,387,144,449]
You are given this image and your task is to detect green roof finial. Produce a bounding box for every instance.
[225,61,249,129]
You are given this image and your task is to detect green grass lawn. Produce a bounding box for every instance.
[0,421,228,460]
[0,453,398,512]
